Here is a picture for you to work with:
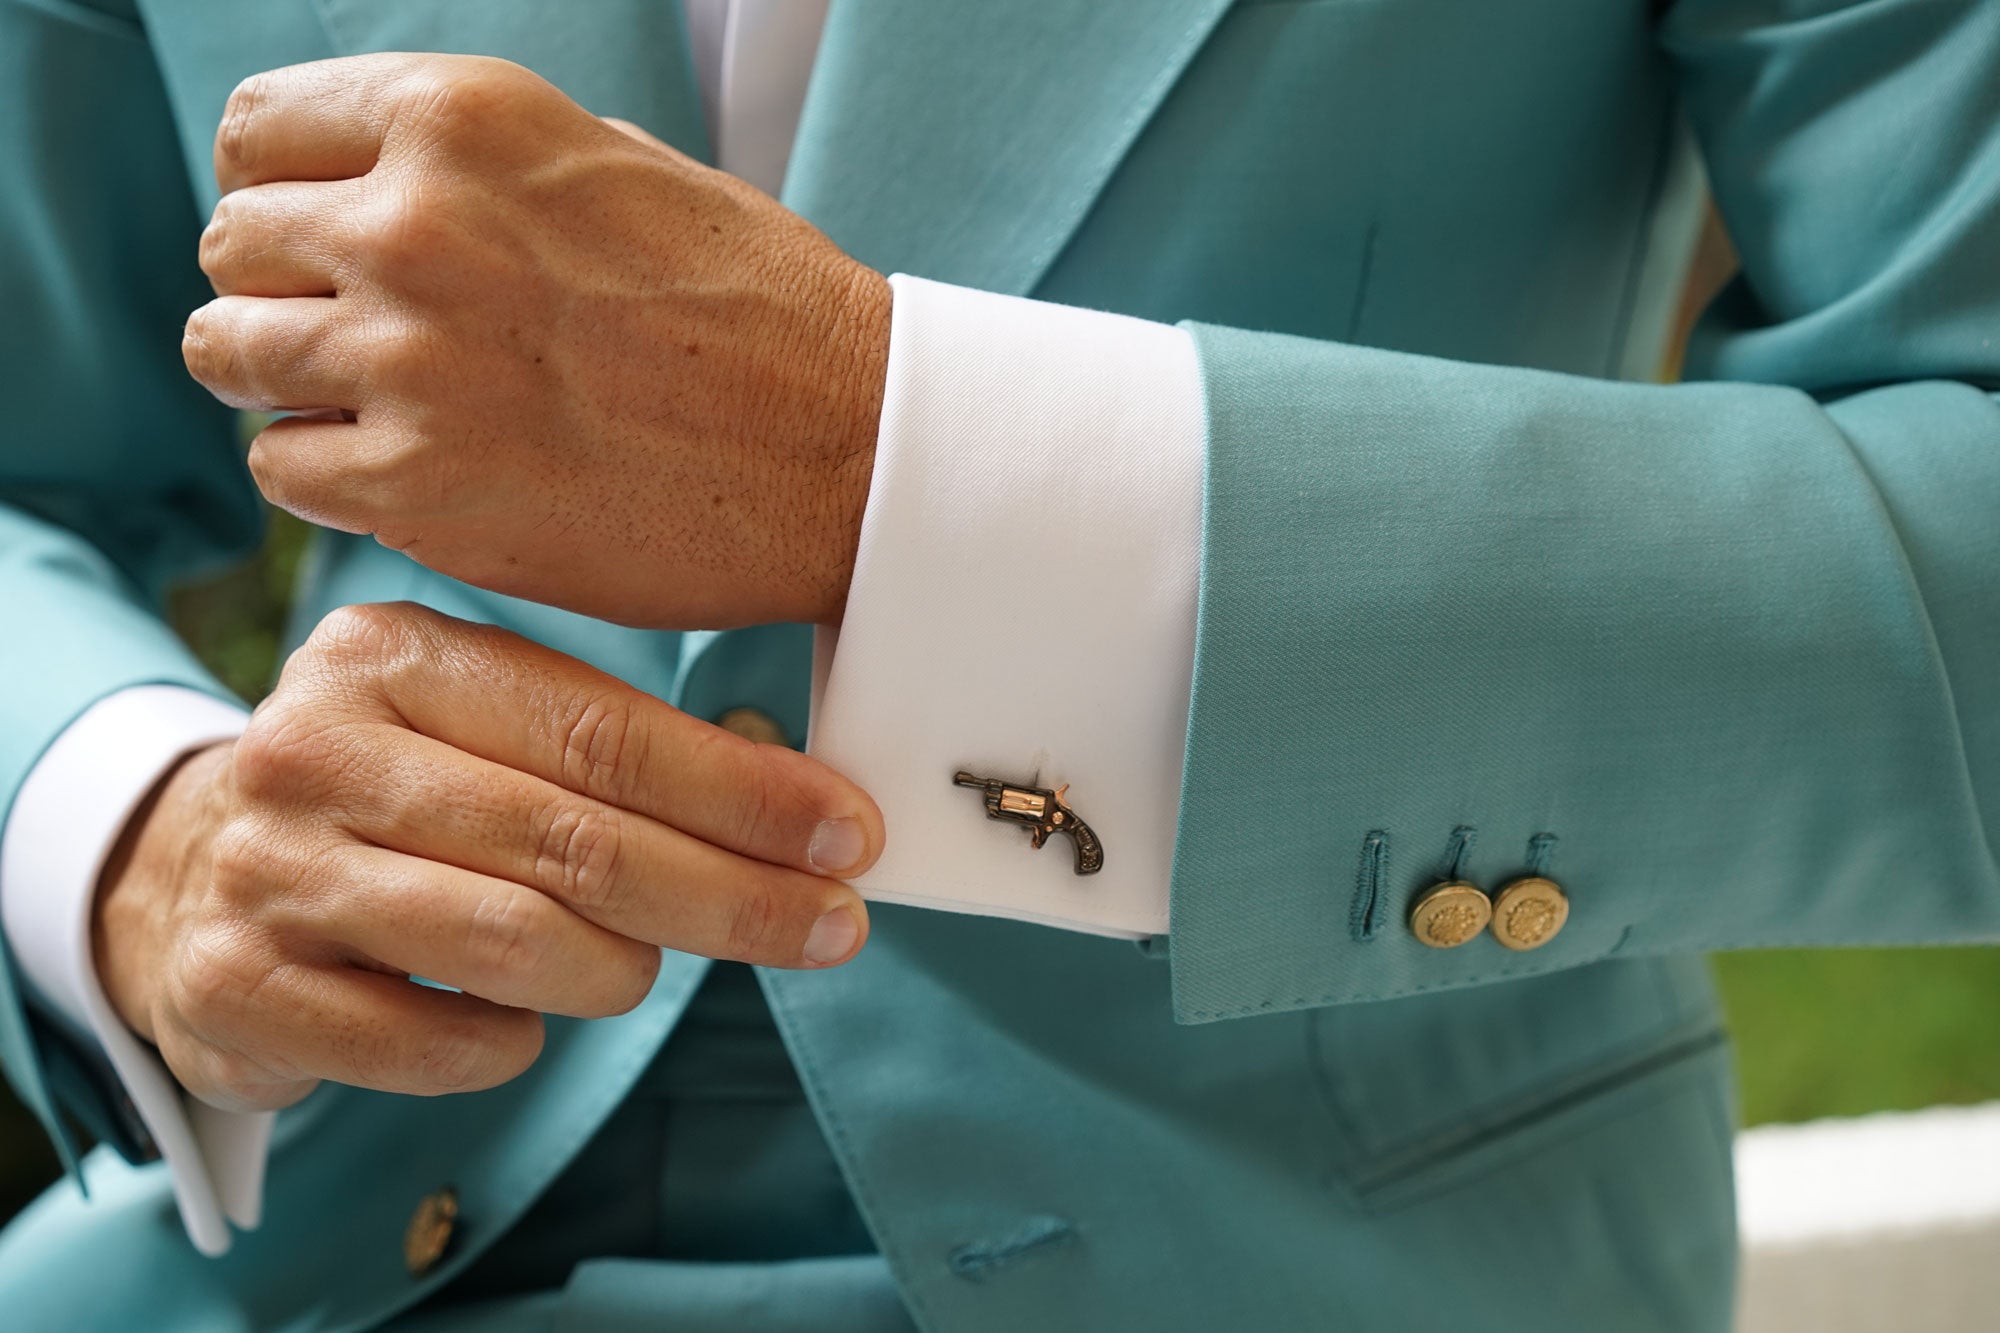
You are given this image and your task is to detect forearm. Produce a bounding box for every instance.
[1168,329,2000,1021]
[806,276,1997,1025]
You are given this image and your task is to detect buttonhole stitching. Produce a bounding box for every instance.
[1442,825,1478,881]
[1350,830,1389,942]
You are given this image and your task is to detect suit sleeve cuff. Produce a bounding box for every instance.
[809,274,1205,940]
[0,684,270,1256]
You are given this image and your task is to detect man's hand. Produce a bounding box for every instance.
[94,602,883,1112]
[182,54,890,629]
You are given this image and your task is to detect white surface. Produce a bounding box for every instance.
[0,685,264,1256]
[811,276,1203,939]
[1736,1102,2000,1332]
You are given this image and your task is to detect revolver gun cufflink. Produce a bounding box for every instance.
[952,770,1105,876]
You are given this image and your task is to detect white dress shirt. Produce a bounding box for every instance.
[0,0,1204,1254]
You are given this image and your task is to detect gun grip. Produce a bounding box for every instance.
[1065,818,1104,875]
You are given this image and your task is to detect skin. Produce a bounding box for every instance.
[104,53,900,1111]
[98,602,885,1112]
[181,52,890,629]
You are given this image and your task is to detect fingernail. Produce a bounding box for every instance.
[803,907,860,966]
[807,818,866,875]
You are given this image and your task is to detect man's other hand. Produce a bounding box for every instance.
[94,602,882,1112]
[183,53,891,630]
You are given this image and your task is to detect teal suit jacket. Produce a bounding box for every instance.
[2,0,1996,1328]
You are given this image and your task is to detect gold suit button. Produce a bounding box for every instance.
[404,1186,459,1278]
[1490,877,1569,951]
[1409,881,1492,948]
[716,707,790,748]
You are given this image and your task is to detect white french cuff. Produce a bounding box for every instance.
[0,685,266,1257]
[809,274,1205,940]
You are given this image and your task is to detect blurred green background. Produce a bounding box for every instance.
[4,219,1998,1228]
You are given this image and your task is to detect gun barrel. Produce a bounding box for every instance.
[952,771,986,788]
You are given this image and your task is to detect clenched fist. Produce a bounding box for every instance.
[94,602,883,1112]
[183,53,889,629]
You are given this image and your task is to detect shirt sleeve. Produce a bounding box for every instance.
[0,685,270,1256]
[808,273,1205,940]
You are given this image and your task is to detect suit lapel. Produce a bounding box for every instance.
[782,0,1235,296]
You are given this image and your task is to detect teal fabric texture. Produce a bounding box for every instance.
[0,0,1992,1328]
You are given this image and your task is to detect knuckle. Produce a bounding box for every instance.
[172,925,276,1034]
[181,305,235,384]
[367,771,430,846]
[196,205,237,280]
[225,713,282,792]
[357,186,454,273]
[724,888,791,962]
[206,816,271,894]
[242,433,304,512]
[233,680,374,798]
[360,341,448,455]
[401,59,532,138]
[535,803,626,914]
[215,73,273,175]
[354,601,447,695]
[559,694,639,801]
[400,70,471,132]
[464,889,550,982]
[306,602,410,668]
[366,322,430,390]
[230,707,329,799]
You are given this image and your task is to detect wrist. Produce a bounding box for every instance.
[93,741,232,1044]
[809,262,890,624]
